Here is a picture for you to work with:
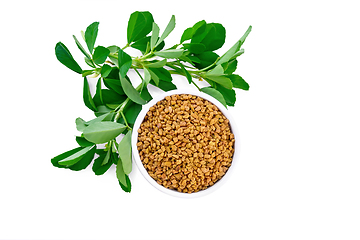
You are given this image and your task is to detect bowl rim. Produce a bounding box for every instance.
[131,89,240,198]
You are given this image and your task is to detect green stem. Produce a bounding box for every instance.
[114,82,142,123]
[122,43,130,50]
[121,111,131,129]
[198,57,219,71]
[191,79,201,91]
[134,68,144,81]
[166,62,202,90]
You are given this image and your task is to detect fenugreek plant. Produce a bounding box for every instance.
[52,11,251,192]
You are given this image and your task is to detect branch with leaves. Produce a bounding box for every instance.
[52,11,251,192]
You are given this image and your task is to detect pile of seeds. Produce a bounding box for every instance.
[136,94,235,193]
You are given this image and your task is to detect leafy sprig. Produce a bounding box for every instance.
[52,11,251,192]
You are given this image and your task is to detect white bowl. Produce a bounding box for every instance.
[131,89,240,198]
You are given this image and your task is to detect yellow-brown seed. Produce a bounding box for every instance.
[137,94,234,193]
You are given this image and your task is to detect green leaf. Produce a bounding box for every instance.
[82,122,126,144]
[106,67,120,80]
[85,57,96,68]
[124,103,142,124]
[119,174,131,193]
[180,20,206,43]
[140,85,153,102]
[147,68,159,86]
[151,79,177,91]
[93,46,110,65]
[145,59,167,68]
[120,76,147,105]
[204,75,233,89]
[92,150,113,175]
[118,130,132,175]
[107,45,120,53]
[183,43,206,54]
[118,48,132,79]
[217,25,252,66]
[94,105,113,117]
[93,78,103,107]
[103,78,125,95]
[216,84,236,106]
[131,36,165,54]
[75,117,87,132]
[102,89,127,108]
[193,51,219,69]
[85,22,99,54]
[223,60,237,74]
[73,35,91,60]
[86,112,114,125]
[180,27,193,43]
[127,11,154,43]
[116,156,131,192]
[143,67,152,86]
[191,23,225,52]
[69,146,96,171]
[201,87,227,108]
[154,49,184,58]
[229,74,250,90]
[76,136,95,147]
[150,22,160,50]
[155,15,175,48]
[51,147,82,169]
[83,77,98,111]
[55,42,82,74]
[58,146,93,166]
[230,49,245,61]
[82,70,95,77]
[207,64,224,75]
[178,60,192,84]
[101,149,111,166]
[149,67,172,82]
[101,64,112,78]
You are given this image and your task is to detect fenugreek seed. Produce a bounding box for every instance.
[137,94,234,193]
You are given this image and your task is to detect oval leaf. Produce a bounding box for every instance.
[120,76,147,105]
[83,77,98,111]
[103,78,125,95]
[145,59,167,68]
[216,84,236,107]
[127,11,154,43]
[154,49,184,58]
[55,42,82,74]
[58,146,93,166]
[93,46,110,65]
[83,122,126,144]
[92,150,113,175]
[204,75,233,89]
[217,25,252,66]
[116,156,131,192]
[124,103,142,124]
[201,87,227,108]
[229,74,250,90]
[85,22,99,54]
[76,136,95,147]
[76,117,87,132]
[69,146,96,171]
[193,51,219,69]
[192,23,226,52]
[150,22,160,50]
[155,15,176,48]
[51,147,83,168]
[118,48,132,79]
[73,35,91,60]
[118,130,132,175]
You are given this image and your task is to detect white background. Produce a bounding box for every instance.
[1,0,359,239]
